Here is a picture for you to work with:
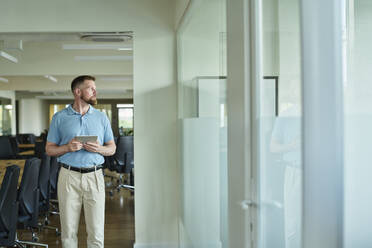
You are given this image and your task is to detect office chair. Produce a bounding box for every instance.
[0,136,17,159]
[38,154,60,236]
[49,156,60,215]
[107,136,134,196]
[8,136,20,155]
[0,165,20,247]
[16,133,36,144]
[34,141,46,159]
[16,157,48,247]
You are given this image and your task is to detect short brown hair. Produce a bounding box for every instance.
[71,75,95,93]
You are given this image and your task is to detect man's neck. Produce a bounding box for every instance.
[72,100,90,115]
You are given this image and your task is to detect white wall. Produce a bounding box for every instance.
[19,98,48,135]
[175,0,190,29]
[0,1,178,247]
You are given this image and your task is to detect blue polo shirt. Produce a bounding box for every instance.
[47,104,114,168]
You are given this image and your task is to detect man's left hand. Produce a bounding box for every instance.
[83,141,101,153]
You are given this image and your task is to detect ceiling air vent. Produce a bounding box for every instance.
[80,32,133,42]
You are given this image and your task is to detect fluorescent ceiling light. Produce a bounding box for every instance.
[63,44,132,50]
[44,75,58,83]
[99,76,132,82]
[36,95,74,99]
[4,105,12,110]
[0,77,9,83]
[74,55,132,61]
[0,51,18,63]
[117,104,134,108]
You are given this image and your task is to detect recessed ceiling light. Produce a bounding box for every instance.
[0,51,18,63]
[63,44,132,50]
[74,56,132,61]
[44,75,58,83]
[0,77,9,83]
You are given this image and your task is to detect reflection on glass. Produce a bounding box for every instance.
[269,105,301,248]
[177,0,227,247]
[344,0,372,246]
[257,0,302,247]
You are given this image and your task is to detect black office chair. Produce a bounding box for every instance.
[38,154,60,236]
[8,136,20,155]
[49,156,60,215]
[16,157,48,247]
[0,136,17,159]
[0,165,20,247]
[34,141,46,159]
[16,133,36,144]
[107,136,134,196]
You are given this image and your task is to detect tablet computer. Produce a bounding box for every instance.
[74,135,98,143]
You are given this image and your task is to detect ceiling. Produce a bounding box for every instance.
[0,32,133,100]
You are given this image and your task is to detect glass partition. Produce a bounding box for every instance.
[344,1,372,246]
[177,0,227,247]
[255,0,302,247]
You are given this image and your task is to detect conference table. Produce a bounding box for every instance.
[18,144,35,149]
[0,159,26,184]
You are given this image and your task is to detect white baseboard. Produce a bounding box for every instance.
[133,243,178,248]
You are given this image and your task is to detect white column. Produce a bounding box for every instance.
[300,0,345,247]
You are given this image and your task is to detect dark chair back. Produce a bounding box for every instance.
[116,136,134,173]
[49,156,60,199]
[0,136,16,159]
[8,136,19,155]
[0,165,20,246]
[34,140,46,159]
[18,158,41,228]
[38,154,50,213]
[16,133,36,144]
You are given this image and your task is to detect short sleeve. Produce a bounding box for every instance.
[103,115,114,143]
[47,114,61,144]
[271,117,284,142]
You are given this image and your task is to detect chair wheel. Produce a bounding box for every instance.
[56,229,61,236]
[45,219,50,225]
[32,236,39,242]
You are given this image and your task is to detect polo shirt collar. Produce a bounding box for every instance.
[67,104,94,115]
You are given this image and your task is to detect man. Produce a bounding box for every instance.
[46,75,116,248]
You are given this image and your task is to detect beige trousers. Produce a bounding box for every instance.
[58,166,105,248]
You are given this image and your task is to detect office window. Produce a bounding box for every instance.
[49,104,112,123]
[0,98,12,136]
[117,104,133,136]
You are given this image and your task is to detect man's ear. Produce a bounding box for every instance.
[74,88,81,96]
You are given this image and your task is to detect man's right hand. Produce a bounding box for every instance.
[67,139,83,152]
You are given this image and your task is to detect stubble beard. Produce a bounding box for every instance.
[81,95,97,105]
